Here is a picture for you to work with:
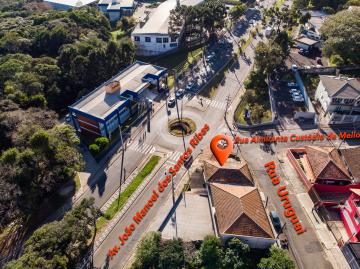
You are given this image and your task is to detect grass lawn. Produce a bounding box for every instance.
[96,155,161,230]
[234,90,272,125]
[74,173,81,192]
[142,46,203,89]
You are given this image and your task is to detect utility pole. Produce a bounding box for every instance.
[224,94,241,159]
[118,125,125,208]
[173,69,187,152]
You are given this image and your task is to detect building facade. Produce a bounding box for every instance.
[315,76,360,124]
[98,0,134,21]
[131,0,203,56]
[44,0,97,10]
[340,189,360,243]
[68,61,167,139]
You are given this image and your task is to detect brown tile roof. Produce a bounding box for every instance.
[210,183,274,239]
[340,147,360,182]
[305,146,351,182]
[203,154,254,186]
[319,75,360,98]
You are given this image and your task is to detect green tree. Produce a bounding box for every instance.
[299,12,311,25]
[95,137,109,150]
[4,198,100,269]
[159,239,185,269]
[89,144,100,155]
[258,245,295,269]
[229,3,246,21]
[132,231,161,269]
[320,9,360,64]
[200,235,223,269]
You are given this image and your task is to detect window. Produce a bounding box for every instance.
[163,37,169,43]
[355,200,360,207]
[170,36,177,42]
[170,43,177,47]
[145,37,151,42]
[156,38,162,43]
[344,98,354,104]
[134,36,140,42]
[332,98,342,103]
[355,213,360,224]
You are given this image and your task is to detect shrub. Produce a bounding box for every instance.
[95,137,109,150]
[323,6,335,14]
[89,144,100,155]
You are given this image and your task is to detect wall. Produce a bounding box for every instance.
[315,80,330,112]
[314,184,360,193]
[132,34,179,56]
[221,234,275,249]
[340,193,360,242]
[286,149,313,190]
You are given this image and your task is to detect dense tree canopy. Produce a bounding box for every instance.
[4,198,100,269]
[258,244,295,269]
[0,3,135,112]
[320,9,360,65]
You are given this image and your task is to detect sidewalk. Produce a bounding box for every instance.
[297,193,350,269]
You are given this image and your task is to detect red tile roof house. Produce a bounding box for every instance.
[287,146,360,207]
[202,153,276,249]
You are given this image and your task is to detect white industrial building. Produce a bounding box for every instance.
[43,0,97,9]
[131,0,203,56]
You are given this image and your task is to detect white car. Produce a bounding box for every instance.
[291,92,302,98]
[289,88,300,94]
[287,82,297,87]
[293,96,304,102]
[304,65,311,69]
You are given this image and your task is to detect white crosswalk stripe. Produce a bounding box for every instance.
[128,143,154,155]
[208,100,227,110]
[168,151,183,162]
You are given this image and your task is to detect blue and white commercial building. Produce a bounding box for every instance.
[68,61,167,138]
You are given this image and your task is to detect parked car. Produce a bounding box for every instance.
[206,52,215,61]
[270,211,281,232]
[291,92,302,98]
[185,81,196,91]
[293,96,305,102]
[175,88,185,99]
[289,88,300,94]
[299,49,310,56]
[304,65,311,69]
[287,82,297,87]
[168,97,176,108]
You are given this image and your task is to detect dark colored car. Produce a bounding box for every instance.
[270,211,282,232]
[168,97,176,108]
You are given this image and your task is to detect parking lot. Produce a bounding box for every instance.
[271,78,307,118]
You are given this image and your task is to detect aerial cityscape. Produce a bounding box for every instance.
[0,0,359,268]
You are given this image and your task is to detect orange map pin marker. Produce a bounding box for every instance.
[210,134,233,166]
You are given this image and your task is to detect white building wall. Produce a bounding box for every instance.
[315,80,331,112]
[132,34,179,56]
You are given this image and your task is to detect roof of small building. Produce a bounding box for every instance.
[341,147,360,182]
[71,61,166,119]
[319,75,360,98]
[296,36,319,46]
[305,146,351,182]
[44,0,97,7]
[132,0,203,35]
[210,183,274,239]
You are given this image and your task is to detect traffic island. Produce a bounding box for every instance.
[168,118,196,137]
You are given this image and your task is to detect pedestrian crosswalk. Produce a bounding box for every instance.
[204,99,227,110]
[128,142,155,155]
[167,151,183,162]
